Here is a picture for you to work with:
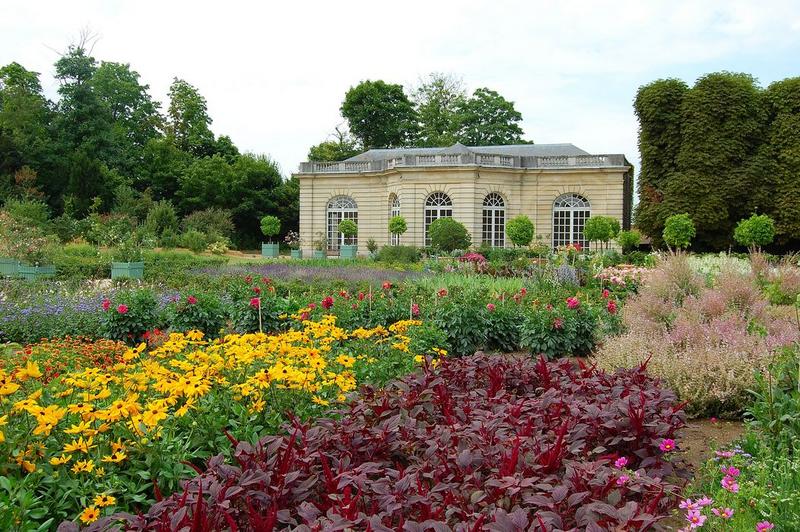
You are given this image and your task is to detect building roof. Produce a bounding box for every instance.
[345,143,590,162]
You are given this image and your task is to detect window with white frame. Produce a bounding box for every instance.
[552,194,590,249]
[424,192,453,247]
[326,196,357,251]
[389,194,401,245]
[482,193,505,247]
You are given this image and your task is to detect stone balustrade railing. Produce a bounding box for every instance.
[298,153,626,174]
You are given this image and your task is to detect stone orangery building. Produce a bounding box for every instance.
[296,143,633,255]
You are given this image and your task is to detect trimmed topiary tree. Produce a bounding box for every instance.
[662,213,696,253]
[733,213,775,253]
[506,215,535,247]
[260,215,281,257]
[428,217,471,252]
[616,229,642,254]
[388,215,407,243]
[338,219,358,258]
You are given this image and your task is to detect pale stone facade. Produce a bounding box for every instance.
[295,144,633,255]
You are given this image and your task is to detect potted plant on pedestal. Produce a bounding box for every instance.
[284,230,302,259]
[338,219,358,259]
[111,234,144,280]
[260,215,281,258]
[313,232,327,259]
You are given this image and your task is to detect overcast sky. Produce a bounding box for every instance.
[3,0,800,176]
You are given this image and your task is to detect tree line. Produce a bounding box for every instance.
[0,37,297,248]
[307,74,531,161]
[634,72,800,250]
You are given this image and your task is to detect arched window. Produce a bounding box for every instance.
[552,194,590,249]
[482,193,505,248]
[424,192,453,247]
[389,194,401,245]
[327,196,357,251]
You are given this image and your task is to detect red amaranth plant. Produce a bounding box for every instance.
[81,354,688,531]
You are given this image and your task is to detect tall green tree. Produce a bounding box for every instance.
[340,80,418,149]
[166,78,216,157]
[308,126,360,161]
[632,78,688,247]
[454,88,526,146]
[92,61,162,175]
[412,73,466,147]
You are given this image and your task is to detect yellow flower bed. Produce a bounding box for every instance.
[0,316,430,526]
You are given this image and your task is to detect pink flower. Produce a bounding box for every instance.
[382,281,392,290]
[602,289,610,299]
[358,292,365,301]
[187,295,197,305]
[245,275,252,284]
[607,300,618,314]
[552,317,564,330]
[710,417,718,424]
[696,496,713,507]
[720,465,740,477]
[308,302,317,310]
[680,499,700,511]
[756,522,775,532]
[659,438,676,452]
[715,450,735,458]
[321,296,334,310]
[253,286,261,295]
[250,297,260,309]
[711,508,734,519]
[411,303,420,317]
[566,296,580,310]
[486,303,496,312]
[616,474,629,486]
[299,311,309,321]
[101,299,111,311]
[351,303,358,309]
[437,288,448,298]
[686,510,706,528]
[116,304,128,314]
[721,475,739,493]
[614,456,629,469]
[519,287,527,296]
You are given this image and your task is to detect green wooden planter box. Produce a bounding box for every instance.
[313,250,327,259]
[339,245,358,259]
[0,257,20,277]
[290,249,303,259]
[19,264,56,282]
[261,243,280,258]
[111,261,144,280]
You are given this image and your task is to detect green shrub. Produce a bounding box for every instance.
[260,215,281,240]
[3,198,50,227]
[428,217,471,252]
[168,292,226,336]
[182,208,235,239]
[144,200,180,239]
[159,228,181,249]
[180,230,209,253]
[734,213,776,252]
[616,229,642,253]
[662,213,695,251]
[484,303,522,352]
[52,243,111,280]
[506,215,535,247]
[520,299,598,359]
[338,219,358,238]
[376,245,420,263]
[388,216,407,238]
[51,214,79,243]
[100,289,162,343]
[431,294,487,356]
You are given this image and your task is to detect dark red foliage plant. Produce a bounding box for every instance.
[79,354,688,531]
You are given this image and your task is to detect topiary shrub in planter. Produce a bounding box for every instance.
[260,215,281,257]
[111,234,145,280]
[313,232,327,259]
[428,217,471,253]
[284,230,302,259]
[338,219,358,258]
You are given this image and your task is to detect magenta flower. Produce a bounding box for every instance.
[249,297,260,309]
[756,522,774,532]
[116,304,128,314]
[696,496,713,507]
[187,295,198,305]
[566,296,580,309]
[615,474,629,486]
[602,288,610,299]
[486,303,495,312]
[680,499,699,511]
[720,465,740,477]
[552,317,564,330]
[101,299,111,311]
[721,475,739,493]
[715,450,735,458]
[411,303,420,317]
[614,456,628,469]
[711,508,734,519]
[659,438,676,452]
[607,299,618,314]
[686,509,706,528]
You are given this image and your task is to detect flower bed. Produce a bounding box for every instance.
[87,354,689,530]
[0,317,433,527]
